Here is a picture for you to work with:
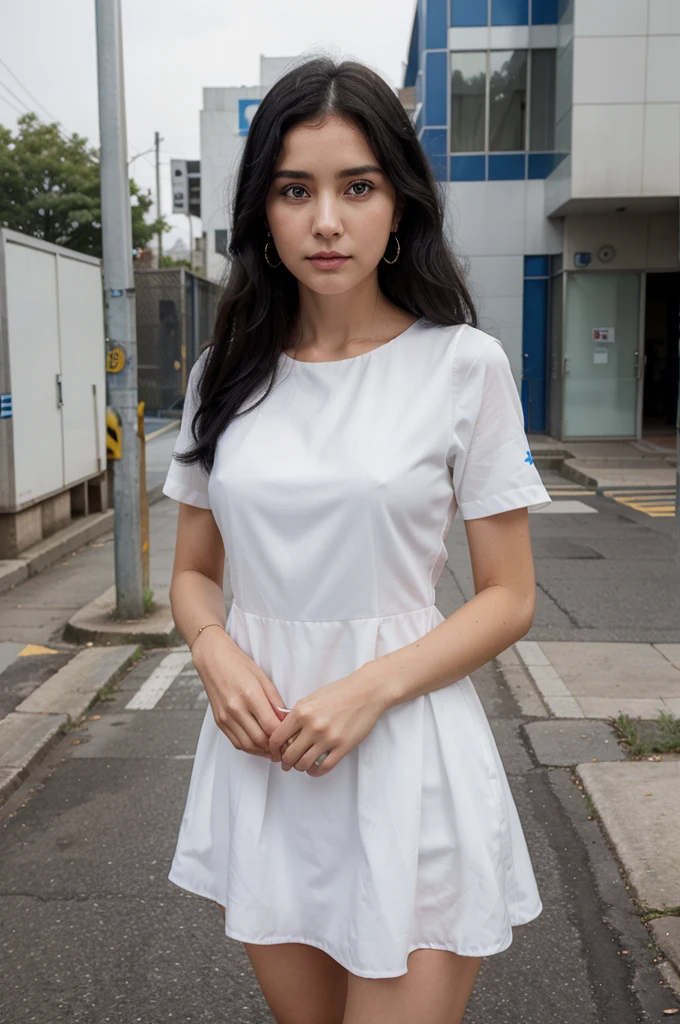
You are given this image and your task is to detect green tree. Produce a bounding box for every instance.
[159,254,204,275]
[0,112,168,257]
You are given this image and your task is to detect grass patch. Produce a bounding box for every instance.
[610,712,680,759]
[639,905,680,925]
[109,587,156,620]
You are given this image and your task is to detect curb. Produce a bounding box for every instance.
[63,583,180,649]
[576,760,680,990]
[0,481,166,597]
[0,643,140,807]
[494,645,550,719]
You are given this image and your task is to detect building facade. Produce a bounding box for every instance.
[200,56,295,285]
[405,0,680,441]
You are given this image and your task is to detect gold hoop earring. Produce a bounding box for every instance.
[264,241,282,268]
[382,234,400,265]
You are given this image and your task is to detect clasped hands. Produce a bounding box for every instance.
[192,633,387,776]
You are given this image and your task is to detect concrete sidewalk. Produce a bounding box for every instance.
[528,433,677,492]
[0,430,183,805]
[501,637,680,993]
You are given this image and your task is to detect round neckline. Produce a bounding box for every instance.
[280,317,424,367]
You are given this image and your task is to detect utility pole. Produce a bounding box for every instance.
[95,0,144,618]
[676,109,680,552]
[155,130,163,267]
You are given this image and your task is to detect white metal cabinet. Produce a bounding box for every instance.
[0,229,107,512]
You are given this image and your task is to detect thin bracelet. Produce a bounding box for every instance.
[189,622,224,651]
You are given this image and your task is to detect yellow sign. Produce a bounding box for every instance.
[106,347,126,373]
[106,409,122,459]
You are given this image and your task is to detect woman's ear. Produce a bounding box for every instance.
[392,198,405,233]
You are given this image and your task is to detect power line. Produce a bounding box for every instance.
[0,74,75,149]
[0,78,35,117]
[0,55,62,126]
[0,53,154,171]
[0,90,25,118]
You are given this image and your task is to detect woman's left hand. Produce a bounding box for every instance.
[267,668,387,776]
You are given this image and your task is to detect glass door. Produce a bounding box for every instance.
[562,272,641,438]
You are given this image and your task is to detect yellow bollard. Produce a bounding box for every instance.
[137,401,150,592]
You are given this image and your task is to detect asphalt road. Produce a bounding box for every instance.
[0,484,678,1022]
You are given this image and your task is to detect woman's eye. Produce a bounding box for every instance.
[347,181,373,196]
[283,185,308,199]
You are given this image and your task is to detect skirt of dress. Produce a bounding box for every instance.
[168,601,542,979]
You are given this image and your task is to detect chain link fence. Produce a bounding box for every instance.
[134,268,222,415]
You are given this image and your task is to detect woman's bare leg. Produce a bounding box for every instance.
[342,949,483,1024]
[216,904,348,1024]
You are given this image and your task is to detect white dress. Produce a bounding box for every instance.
[162,318,552,979]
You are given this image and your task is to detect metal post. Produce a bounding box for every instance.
[155,130,163,267]
[676,111,680,550]
[187,213,193,270]
[95,0,144,617]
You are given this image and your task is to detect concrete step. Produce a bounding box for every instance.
[562,459,677,490]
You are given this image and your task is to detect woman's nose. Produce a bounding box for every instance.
[311,195,343,237]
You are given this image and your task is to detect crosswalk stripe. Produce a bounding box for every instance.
[602,489,675,497]
[602,485,676,518]
[125,651,193,710]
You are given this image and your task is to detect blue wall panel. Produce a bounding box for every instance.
[451,0,488,26]
[421,128,447,156]
[404,10,420,86]
[450,155,486,181]
[425,51,448,126]
[522,270,549,432]
[426,0,448,48]
[488,153,526,179]
[524,255,549,277]
[531,0,559,24]
[421,130,448,180]
[492,0,529,25]
[528,153,558,179]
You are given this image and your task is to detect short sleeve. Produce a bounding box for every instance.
[447,331,552,520]
[162,348,212,509]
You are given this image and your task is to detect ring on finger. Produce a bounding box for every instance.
[314,752,329,766]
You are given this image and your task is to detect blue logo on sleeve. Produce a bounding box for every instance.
[524,450,533,465]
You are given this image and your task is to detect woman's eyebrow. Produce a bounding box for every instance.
[271,164,384,181]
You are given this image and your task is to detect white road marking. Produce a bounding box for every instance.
[125,651,193,710]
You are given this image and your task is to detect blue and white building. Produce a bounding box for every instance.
[404,0,680,441]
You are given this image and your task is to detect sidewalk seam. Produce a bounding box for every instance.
[515,641,585,718]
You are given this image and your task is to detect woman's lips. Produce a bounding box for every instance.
[308,255,351,270]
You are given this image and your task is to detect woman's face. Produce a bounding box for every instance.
[264,115,401,296]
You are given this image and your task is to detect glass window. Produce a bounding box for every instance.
[450,51,486,153]
[529,50,556,151]
[489,50,527,151]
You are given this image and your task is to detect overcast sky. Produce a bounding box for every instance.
[0,0,417,248]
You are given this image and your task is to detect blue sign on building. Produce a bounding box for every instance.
[238,99,261,135]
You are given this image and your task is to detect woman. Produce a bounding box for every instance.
[163,56,551,1024]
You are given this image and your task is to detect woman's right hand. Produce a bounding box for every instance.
[191,630,286,758]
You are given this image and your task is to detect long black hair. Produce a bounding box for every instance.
[175,55,477,476]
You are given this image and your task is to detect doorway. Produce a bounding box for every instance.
[561,272,641,438]
[642,272,679,449]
